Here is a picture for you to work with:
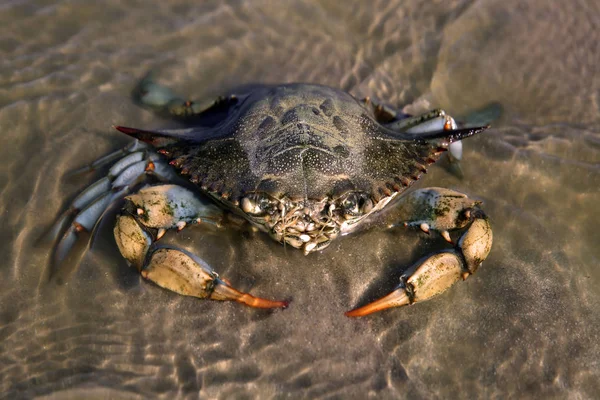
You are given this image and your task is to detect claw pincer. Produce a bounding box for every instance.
[113,185,288,310]
[345,252,465,317]
[143,248,288,308]
[346,189,493,317]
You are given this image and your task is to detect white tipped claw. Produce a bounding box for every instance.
[448,140,463,162]
[441,230,452,243]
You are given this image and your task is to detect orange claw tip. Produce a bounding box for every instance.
[236,294,290,310]
[211,281,289,310]
[344,289,410,318]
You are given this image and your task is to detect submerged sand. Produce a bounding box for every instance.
[0,1,599,398]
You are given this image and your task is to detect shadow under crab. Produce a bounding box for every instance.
[50,74,493,317]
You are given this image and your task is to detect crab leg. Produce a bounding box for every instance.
[133,72,238,119]
[50,151,154,240]
[53,190,128,265]
[49,148,177,266]
[379,107,489,176]
[113,184,288,310]
[385,109,468,165]
[346,188,493,317]
[385,109,452,133]
[47,177,113,241]
[67,140,149,176]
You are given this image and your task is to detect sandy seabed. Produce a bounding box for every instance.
[1,1,599,399]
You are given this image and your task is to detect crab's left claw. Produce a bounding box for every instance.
[346,190,493,317]
[113,184,289,311]
[142,248,289,309]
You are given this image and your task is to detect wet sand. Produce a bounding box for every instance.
[1,1,599,398]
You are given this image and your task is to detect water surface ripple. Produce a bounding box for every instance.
[1,1,599,398]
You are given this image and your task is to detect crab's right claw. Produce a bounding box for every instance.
[346,216,492,317]
[143,248,289,309]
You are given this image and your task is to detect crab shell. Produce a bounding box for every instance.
[117,84,482,253]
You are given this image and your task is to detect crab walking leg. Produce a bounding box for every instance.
[133,72,238,119]
[67,140,150,176]
[346,188,493,317]
[47,177,113,241]
[51,153,177,265]
[382,109,469,178]
[384,109,457,134]
[113,184,288,310]
[49,150,157,241]
[54,191,122,265]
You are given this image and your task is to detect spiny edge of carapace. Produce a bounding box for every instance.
[371,145,447,202]
[152,138,447,215]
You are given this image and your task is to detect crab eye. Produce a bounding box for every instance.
[341,193,373,219]
[341,194,359,215]
[360,197,374,214]
[241,194,276,217]
[241,196,266,216]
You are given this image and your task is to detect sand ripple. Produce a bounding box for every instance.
[0,0,599,398]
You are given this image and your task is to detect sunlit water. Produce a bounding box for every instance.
[1,1,599,398]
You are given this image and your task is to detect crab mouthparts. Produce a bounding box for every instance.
[244,199,342,254]
[241,191,378,254]
[276,217,340,254]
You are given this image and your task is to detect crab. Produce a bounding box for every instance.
[50,74,493,317]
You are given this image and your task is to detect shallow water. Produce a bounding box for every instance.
[1,1,599,398]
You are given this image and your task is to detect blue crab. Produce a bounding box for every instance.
[50,74,493,317]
